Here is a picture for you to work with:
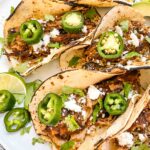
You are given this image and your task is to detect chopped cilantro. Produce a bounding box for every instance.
[10,6,15,14]
[125,51,141,59]
[7,32,19,44]
[119,20,129,32]
[32,137,45,145]
[48,42,60,48]
[123,82,132,98]
[60,141,75,150]
[64,115,80,132]
[85,8,97,19]
[20,126,32,135]
[62,86,85,97]
[68,56,80,67]
[0,37,4,44]
[145,36,150,44]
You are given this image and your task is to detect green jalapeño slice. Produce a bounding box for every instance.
[0,90,16,113]
[20,20,43,44]
[104,93,127,115]
[97,31,124,59]
[62,11,84,33]
[38,93,63,126]
[4,108,30,132]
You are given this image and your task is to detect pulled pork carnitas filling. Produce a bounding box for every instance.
[116,102,150,149]
[69,20,150,71]
[6,6,100,64]
[37,71,141,148]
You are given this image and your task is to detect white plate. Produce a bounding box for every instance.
[0,0,149,150]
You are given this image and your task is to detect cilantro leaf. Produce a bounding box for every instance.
[10,6,15,14]
[119,20,129,32]
[0,37,4,44]
[61,141,75,150]
[145,36,150,44]
[69,56,80,67]
[85,8,97,19]
[62,86,85,97]
[7,32,19,44]
[48,42,60,48]
[123,82,132,98]
[64,115,80,132]
[32,137,45,145]
[20,126,32,135]
[125,51,141,59]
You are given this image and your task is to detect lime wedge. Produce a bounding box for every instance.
[0,73,26,94]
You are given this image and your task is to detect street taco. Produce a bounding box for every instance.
[60,5,150,73]
[4,0,101,76]
[29,69,145,149]
[55,0,133,7]
[103,85,150,150]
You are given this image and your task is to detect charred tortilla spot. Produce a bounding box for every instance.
[42,86,45,90]
[58,74,64,79]
[51,82,55,86]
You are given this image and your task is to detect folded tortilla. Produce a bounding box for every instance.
[4,0,101,76]
[55,0,133,7]
[60,5,150,74]
[103,84,150,150]
[29,69,145,149]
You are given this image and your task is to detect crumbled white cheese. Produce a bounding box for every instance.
[87,85,100,100]
[117,63,124,68]
[43,34,50,45]
[82,25,88,33]
[134,30,138,34]
[37,19,45,24]
[130,32,140,47]
[140,35,144,41]
[102,113,105,118]
[143,124,146,128]
[115,26,123,36]
[79,97,86,104]
[128,90,134,99]
[117,132,134,148]
[64,95,82,112]
[32,34,50,52]
[94,39,99,42]
[127,60,133,65]
[141,56,147,62]
[96,60,100,63]
[68,94,76,100]
[138,134,146,142]
[99,88,105,96]
[82,110,87,119]
[32,40,43,52]
[123,51,129,55]
[50,28,60,38]
[107,62,111,65]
